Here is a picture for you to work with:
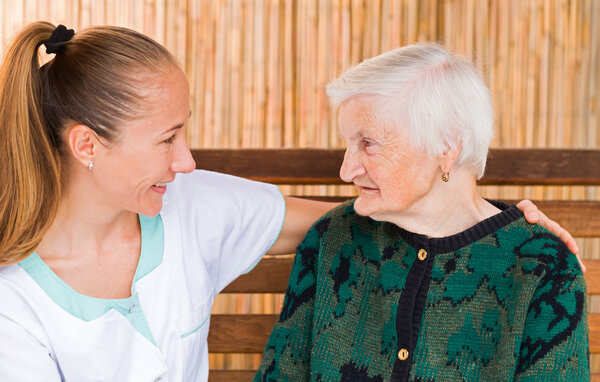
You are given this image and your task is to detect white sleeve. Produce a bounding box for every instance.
[0,314,61,381]
[164,170,286,292]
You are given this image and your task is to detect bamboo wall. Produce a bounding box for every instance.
[2,0,599,372]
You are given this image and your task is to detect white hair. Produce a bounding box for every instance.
[326,42,493,179]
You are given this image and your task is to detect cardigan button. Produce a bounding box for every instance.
[398,348,409,361]
[418,249,427,261]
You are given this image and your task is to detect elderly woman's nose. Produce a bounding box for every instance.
[339,151,364,182]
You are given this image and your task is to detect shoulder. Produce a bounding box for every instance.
[0,263,44,323]
[318,199,376,230]
[165,169,279,200]
[298,199,381,256]
[322,198,362,220]
[0,263,28,292]
[161,170,283,217]
[303,199,373,240]
[511,222,588,374]
[504,219,583,280]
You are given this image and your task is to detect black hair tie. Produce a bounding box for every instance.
[44,24,75,54]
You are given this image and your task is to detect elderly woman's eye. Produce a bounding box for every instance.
[363,139,374,147]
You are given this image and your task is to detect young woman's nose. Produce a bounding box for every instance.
[170,139,196,174]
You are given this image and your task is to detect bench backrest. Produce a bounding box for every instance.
[192,148,600,381]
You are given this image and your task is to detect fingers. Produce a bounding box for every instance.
[540,208,578,249]
[517,199,539,223]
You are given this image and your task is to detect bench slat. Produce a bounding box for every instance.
[483,149,600,185]
[223,258,293,293]
[585,260,600,295]
[208,370,256,382]
[208,314,278,353]
[590,313,600,353]
[523,201,600,238]
[295,199,600,238]
[205,371,600,382]
[208,370,600,382]
[209,312,600,354]
[192,148,600,185]
[224,258,600,295]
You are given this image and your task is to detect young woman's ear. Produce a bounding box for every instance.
[66,124,98,169]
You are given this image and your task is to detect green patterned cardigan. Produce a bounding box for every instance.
[255,200,589,381]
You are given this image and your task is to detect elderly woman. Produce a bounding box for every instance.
[255,43,588,381]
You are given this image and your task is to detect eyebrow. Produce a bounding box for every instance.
[162,111,192,134]
[338,130,364,140]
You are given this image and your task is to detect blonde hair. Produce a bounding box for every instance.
[0,21,176,265]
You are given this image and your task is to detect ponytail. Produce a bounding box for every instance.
[0,22,61,264]
[0,21,177,265]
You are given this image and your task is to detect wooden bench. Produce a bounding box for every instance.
[190,148,600,381]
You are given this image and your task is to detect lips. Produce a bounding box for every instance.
[151,179,173,194]
[151,184,167,194]
[356,185,379,192]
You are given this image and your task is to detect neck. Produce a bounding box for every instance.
[378,169,501,238]
[36,168,139,261]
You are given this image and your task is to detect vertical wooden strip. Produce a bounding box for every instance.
[590,0,599,148]
[220,0,231,147]
[202,0,216,147]
[296,0,306,147]
[464,0,474,57]
[328,0,341,147]
[212,1,224,147]
[266,0,282,148]
[142,0,155,37]
[282,0,294,148]
[350,0,362,64]
[316,0,329,146]
[254,0,266,147]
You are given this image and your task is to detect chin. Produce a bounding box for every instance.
[354,196,401,222]
[139,202,163,217]
[353,197,377,217]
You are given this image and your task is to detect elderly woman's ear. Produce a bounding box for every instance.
[438,141,462,181]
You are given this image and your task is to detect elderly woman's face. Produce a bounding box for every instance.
[338,95,439,220]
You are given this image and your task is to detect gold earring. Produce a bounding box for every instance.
[441,171,449,182]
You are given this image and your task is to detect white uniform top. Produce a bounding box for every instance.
[0,170,286,381]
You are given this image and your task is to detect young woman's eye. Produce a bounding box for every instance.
[164,135,176,144]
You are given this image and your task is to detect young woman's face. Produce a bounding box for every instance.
[93,67,195,217]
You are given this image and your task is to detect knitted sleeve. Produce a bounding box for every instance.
[254,218,326,382]
[515,232,590,381]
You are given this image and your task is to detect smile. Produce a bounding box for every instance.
[151,182,169,194]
